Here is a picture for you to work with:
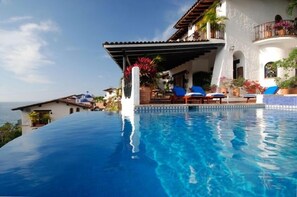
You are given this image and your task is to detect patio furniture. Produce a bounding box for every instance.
[171,86,204,104]
[190,86,226,104]
[243,86,279,103]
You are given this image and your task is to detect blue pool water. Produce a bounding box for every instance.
[0,109,296,196]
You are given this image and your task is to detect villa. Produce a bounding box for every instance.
[12,93,93,135]
[103,0,297,113]
[1,1,297,195]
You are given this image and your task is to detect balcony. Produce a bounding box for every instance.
[185,28,225,41]
[254,20,297,42]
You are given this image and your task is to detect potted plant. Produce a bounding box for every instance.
[243,79,264,94]
[273,20,293,36]
[273,48,297,94]
[219,76,232,95]
[41,113,51,124]
[124,56,161,104]
[275,76,297,94]
[28,111,39,127]
[231,76,245,96]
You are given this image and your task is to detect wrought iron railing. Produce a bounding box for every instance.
[254,20,297,41]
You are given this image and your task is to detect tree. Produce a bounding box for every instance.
[196,0,228,32]
[273,48,297,88]
[0,122,22,147]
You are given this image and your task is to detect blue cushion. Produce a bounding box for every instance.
[191,86,206,96]
[173,86,186,96]
[264,86,279,94]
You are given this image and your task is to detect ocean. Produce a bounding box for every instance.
[0,102,34,126]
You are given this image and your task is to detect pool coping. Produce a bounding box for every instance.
[135,103,266,113]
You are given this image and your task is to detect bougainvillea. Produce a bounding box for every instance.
[124,57,158,86]
[273,20,293,30]
[243,79,264,93]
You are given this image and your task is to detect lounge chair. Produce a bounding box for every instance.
[243,86,279,103]
[171,86,204,104]
[190,86,226,104]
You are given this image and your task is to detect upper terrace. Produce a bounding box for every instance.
[254,19,297,42]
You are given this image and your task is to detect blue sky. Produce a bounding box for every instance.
[0,0,195,102]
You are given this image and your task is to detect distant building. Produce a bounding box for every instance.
[12,94,93,135]
[103,88,118,101]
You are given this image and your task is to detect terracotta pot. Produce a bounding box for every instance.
[278,29,286,36]
[232,87,240,97]
[289,88,297,94]
[220,87,228,95]
[281,88,289,94]
[140,86,151,104]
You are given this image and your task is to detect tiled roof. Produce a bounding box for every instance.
[103,40,224,71]
[103,39,209,45]
[12,96,92,111]
[174,0,215,29]
[168,0,215,41]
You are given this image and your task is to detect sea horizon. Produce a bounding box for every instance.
[0,101,35,126]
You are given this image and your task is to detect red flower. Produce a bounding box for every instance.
[124,57,158,86]
[243,80,264,93]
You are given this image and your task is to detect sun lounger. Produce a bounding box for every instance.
[243,86,279,103]
[191,86,226,104]
[171,86,204,103]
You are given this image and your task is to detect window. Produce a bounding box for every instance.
[264,62,277,78]
[70,108,73,114]
[76,108,80,112]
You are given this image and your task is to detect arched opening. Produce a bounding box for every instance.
[264,62,277,78]
[233,51,245,79]
[69,108,73,114]
[76,108,80,112]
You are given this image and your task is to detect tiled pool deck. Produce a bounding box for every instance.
[264,95,297,109]
[135,103,265,113]
[135,95,297,112]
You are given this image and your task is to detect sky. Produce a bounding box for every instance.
[0,0,196,102]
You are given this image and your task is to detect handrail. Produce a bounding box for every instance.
[254,19,297,41]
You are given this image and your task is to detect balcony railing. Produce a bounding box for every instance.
[254,20,297,41]
[185,28,225,41]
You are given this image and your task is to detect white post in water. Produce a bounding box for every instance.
[131,67,140,106]
[121,66,140,116]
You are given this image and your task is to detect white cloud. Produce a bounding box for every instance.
[0,16,33,24]
[0,20,58,84]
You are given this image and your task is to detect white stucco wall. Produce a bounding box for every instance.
[212,0,296,87]
[21,102,89,135]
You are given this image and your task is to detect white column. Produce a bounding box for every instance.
[206,22,211,40]
[131,67,140,106]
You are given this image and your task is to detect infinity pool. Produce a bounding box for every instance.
[0,109,296,196]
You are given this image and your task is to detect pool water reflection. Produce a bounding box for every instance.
[0,109,296,196]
